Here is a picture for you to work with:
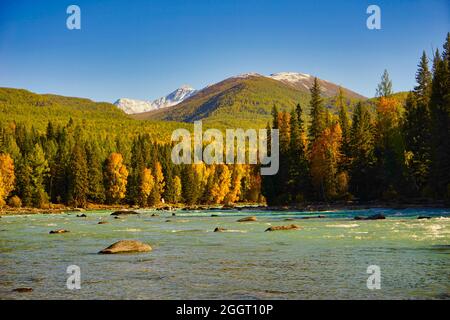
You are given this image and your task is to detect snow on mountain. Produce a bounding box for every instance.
[115,85,197,114]
[113,98,154,114]
[268,72,366,99]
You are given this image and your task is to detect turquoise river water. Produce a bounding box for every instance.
[0,208,449,299]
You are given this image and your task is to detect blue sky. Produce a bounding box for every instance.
[0,0,448,102]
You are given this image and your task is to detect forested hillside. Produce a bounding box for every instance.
[0,88,191,142]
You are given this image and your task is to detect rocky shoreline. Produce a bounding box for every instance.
[0,200,449,216]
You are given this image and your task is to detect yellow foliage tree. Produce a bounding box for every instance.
[173,175,182,203]
[210,164,231,204]
[310,123,343,200]
[0,153,15,207]
[139,168,154,206]
[104,153,128,204]
[224,164,245,204]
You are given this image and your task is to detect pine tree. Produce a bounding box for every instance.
[376,69,393,97]
[67,143,89,207]
[349,102,376,199]
[86,142,105,203]
[308,77,326,145]
[288,104,310,202]
[429,47,450,198]
[28,143,50,208]
[337,87,351,170]
[403,52,433,196]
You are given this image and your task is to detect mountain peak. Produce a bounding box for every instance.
[115,85,197,114]
[270,72,312,81]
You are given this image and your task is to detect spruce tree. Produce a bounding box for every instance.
[376,69,393,97]
[308,77,325,145]
[349,102,375,199]
[68,143,89,207]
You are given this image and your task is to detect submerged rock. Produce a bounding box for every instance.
[355,214,386,220]
[211,214,219,217]
[49,229,70,234]
[417,216,432,220]
[151,213,159,217]
[76,214,87,218]
[265,224,301,232]
[111,210,139,216]
[99,240,152,254]
[13,287,33,293]
[237,216,257,222]
[98,221,108,224]
[214,227,227,232]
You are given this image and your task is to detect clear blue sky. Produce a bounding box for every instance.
[0,0,448,102]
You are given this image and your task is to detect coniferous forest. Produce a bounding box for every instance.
[0,34,449,209]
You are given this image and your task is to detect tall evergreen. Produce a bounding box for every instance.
[429,46,450,198]
[403,52,432,196]
[68,143,89,207]
[337,87,351,168]
[349,102,375,199]
[308,77,326,145]
[376,69,393,97]
[288,104,310,202]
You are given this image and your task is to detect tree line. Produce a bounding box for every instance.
[0,118,262,208]
[262,34,450,205]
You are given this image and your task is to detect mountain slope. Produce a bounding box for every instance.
[269,72,366,100]
[131,73,366,129]
[114,85,197,114]
[0,87,192,142]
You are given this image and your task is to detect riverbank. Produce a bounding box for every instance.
[1,200,449,216]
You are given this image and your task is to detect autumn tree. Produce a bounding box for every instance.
[309,123,343,200]
[0,153,15,206]
[104,152,128,204]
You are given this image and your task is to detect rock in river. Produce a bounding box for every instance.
[49,229,70,234]
[111,210,139,216]
[237,216,257,222]
[265,224,301,232]
[13,287,33,293]
[354,214,386,220]
[99,240,152,254]
[214,227,227,232]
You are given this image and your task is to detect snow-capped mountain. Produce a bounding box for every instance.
[114,85,197,114]
[113,98,154,114]
[268,72,366,99]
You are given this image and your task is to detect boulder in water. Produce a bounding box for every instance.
[76,214,87,218]
[214,227,227,232]
[417,216,432,220]
[355,214,386,220]
[265,224,300,232]
[13,287,33,293]
[49,229,70,234]
[111,210,139,216]
[98,221,108,224]
[237,216,257,222]
[99,240,152,254]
